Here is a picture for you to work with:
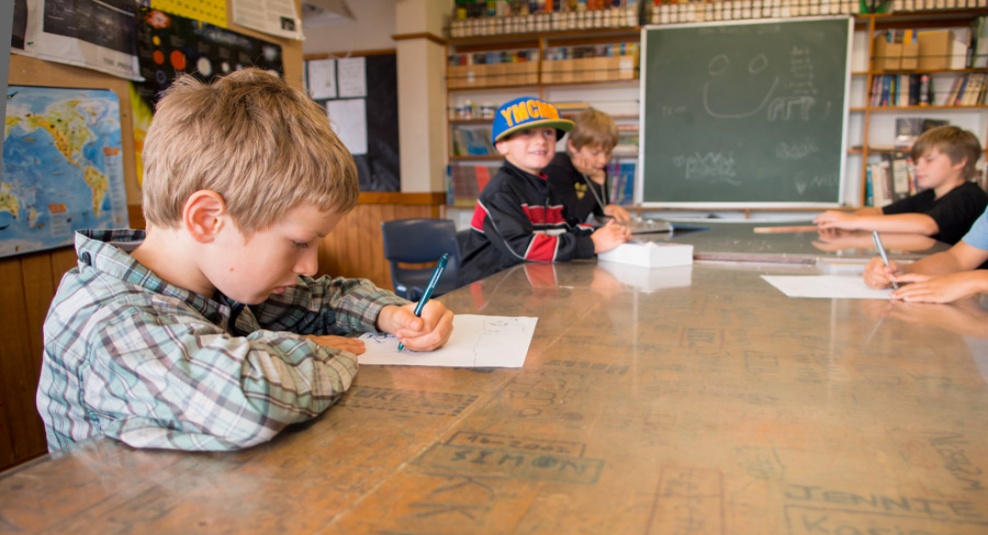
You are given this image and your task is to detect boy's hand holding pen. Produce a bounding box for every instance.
[865,231,902,291]
[376,253,454,352]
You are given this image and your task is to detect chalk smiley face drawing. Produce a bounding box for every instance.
[702,52,780,119]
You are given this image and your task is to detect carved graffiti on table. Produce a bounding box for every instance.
[340,386,477,416]
[415,431,602,484]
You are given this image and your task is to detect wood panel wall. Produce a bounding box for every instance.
[1,55,141,471]
[318,193,447,288]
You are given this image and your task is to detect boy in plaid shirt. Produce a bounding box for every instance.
[37,69,453,451]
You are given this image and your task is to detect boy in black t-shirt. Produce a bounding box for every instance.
[815,125,987,245]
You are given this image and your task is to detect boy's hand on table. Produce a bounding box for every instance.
[889,272,981,304]
[813,210,856,230]
[377,301,454,351]
[307,335,366,355]
[864,257,902,289]
[591,220,632,253]
[604,204,632,223]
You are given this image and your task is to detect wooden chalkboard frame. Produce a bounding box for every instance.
[638,17,853,208]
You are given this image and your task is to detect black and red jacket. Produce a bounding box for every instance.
[458,159,595,286]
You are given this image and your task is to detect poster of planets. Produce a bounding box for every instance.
[134,7,283,108]
[130,7,284,186]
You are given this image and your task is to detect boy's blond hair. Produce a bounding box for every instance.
[141,68,358,236]
[567,108,619,152]
[911,125,982,181]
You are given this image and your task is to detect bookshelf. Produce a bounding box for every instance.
[446,27,642,209]
[445,9,988,214]
[857,10,988,207]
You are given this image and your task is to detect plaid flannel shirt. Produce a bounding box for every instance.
[37,229,408,451]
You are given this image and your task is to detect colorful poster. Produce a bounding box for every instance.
[131,7,284,185]
[150,0,227,28]
[1,86,129,258]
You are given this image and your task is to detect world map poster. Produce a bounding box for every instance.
[1,86,129,258]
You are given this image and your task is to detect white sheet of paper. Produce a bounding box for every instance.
[337,57,367,98]
[307,58,337,99]
[232,0,303,40]
[358,315,538,367]
[761,275,892,299]
[326,99,368,155]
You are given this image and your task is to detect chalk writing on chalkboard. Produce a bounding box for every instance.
[640,17,852,206]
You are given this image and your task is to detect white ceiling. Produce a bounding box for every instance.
[301,0,356,27]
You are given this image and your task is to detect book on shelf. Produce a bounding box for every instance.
[894,117,948,149]
[865,164,874,207]
[555,101,591,115]
[869,159,893,208]
[947,75,966,106]
[963,73,987,106]
[451,125,496,157]
[612,124,639,157]
[883,151,913,202]
[870,74,941,108]
[894,117,922,149]
[447,162,500,207]
[918,74,932,106]
[976,162,988,193]
[606,160,636,206]
[970,16,988,69]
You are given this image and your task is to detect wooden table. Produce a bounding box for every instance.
[658,220,952,264]
[2,257,987,533]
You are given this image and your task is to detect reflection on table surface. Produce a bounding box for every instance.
[646,220,950,263]
[2,261,986,533]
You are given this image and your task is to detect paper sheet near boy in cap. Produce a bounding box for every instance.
[457,96,631,286]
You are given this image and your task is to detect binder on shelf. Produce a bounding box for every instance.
[971,16,988,68]
[883,152,913,201]
[869,160,893,208]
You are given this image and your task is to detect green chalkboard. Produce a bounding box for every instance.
[640,17,852,206]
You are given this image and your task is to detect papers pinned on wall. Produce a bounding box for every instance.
[232,0,304,40]
[307,58,337,99]
[326,98,368,155]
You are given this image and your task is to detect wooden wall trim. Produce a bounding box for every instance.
[392,32,445,45]
[303,49,397,60]
[358,192,446,205]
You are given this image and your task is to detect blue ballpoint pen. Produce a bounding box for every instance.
[872,230,899,290]
[398,253,449,351]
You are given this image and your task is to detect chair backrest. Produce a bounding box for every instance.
[380,218,462,301]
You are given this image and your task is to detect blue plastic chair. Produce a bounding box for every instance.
[380,218,462,301]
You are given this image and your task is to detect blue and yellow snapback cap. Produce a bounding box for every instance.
[491,97,574,145]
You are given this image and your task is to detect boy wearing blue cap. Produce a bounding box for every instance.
[458,97,631,286]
